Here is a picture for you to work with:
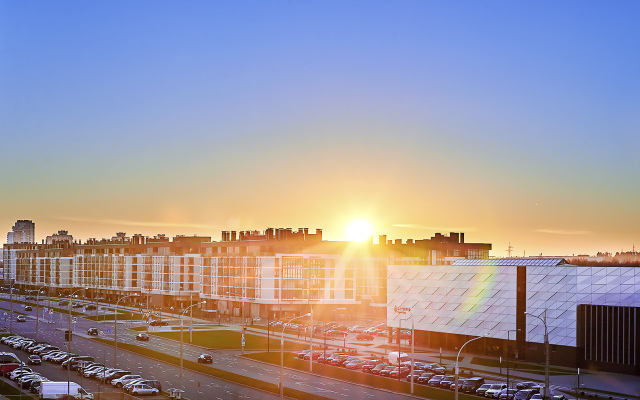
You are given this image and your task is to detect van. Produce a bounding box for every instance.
[388,351,409,366]
[39,381,93,399]
[461,377,486,393]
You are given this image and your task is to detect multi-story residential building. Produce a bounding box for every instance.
[7,219,35,244]
[3,227,491,320]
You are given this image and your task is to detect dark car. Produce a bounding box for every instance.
[356,333,374,340]
[24,306,33,311]
[428,374,445,386]
[476,383,492,396]
[149,320,169,326]
[85,305,97,310]
[461,377,485,393]
[500,388,519,400]
[427,363,446,374]
[27,355,41,365]
[516,382,539,390]
[198,354,213,364]
[416,372,434,384]
[514,389,538,400]
[361,361,382,373]
[439,375,456,389]
[135,333,149,341]
[371,362,391,375]
[87,328,99,335]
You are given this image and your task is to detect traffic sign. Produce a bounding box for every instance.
[241,334,245,347]
[72,317,77,323]
[106,328,111,334]
[189,327,193,332]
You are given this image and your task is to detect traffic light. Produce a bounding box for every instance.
[65,330,72,341]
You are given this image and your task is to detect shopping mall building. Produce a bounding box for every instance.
[387,258,640,374]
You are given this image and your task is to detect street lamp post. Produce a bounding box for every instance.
[507,329,521,391]
[394,307,415,394]
[35,285,48,342]
[455,335,485,400]
[114,293,139,368]
[67,288,88,398]
[181,300,206,390]
[525,311,549,399]
[9,281,16,334]
[280,313,311,400]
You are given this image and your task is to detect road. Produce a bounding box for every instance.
[0,296,421,400]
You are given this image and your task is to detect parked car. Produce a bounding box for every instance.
[130,383,159,395]
[476,383,493,396]
[356,333,374,340]
[112,374,143,388]
[514,389,538,400]
[531,394,543,400]
[135,333,149,341]
[428,374,445,386]
[516,382,539,390]
[125,379,162,393]
[27,355,41,365]
[416,372,434,384]
[197,354,213,364]
[461,377,485,393]
[499,388,519,400]
[486,383,509,398]
[427,363,446,374]
[439,375,456,389]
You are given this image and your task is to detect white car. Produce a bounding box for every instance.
[130,383,159,395]
[485,384,508,398]
[112,374,142,388]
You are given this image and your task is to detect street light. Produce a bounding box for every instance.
[9,281,16,334]
[68,287,88,398]
[35,285,48,342]
[507,329,521,391]
[114,293,139,368]
[280,313,311,400]
[455,334,485,400]
[181,300,206,390]
[394,306,415,394]
[525,310,549,399]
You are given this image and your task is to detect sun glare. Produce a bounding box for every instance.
[345,219,373,242]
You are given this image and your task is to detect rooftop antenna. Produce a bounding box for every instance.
[507,242,514,257]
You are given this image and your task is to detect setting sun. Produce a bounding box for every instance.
[345,219,374,242]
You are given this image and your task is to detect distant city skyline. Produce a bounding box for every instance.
[1,1,639,257]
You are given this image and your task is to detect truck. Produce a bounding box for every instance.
[0,352,22,375]
[388,351,409,366]
[39,381,94,399]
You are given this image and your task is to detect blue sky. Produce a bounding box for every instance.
[1,1,639,255]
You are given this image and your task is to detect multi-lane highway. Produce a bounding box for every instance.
[0,296,418,400]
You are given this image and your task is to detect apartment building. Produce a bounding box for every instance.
[3,226,491,320]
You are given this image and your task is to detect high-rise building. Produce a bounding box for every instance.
[7,220,35,244]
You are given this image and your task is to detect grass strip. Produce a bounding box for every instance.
[470,358,572,376]
[148,329,308,351]
[0,378,36,399]
[92,338,332,400]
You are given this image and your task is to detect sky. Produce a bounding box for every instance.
[1,1,639,257]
